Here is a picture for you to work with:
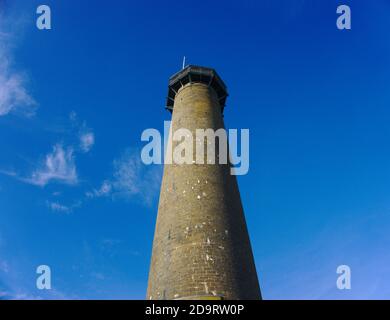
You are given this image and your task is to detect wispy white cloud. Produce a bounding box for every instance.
[80,131,95,153]
[0,287,68,300]
[69,111,95,153]
[112,150,144,196]
[46,201,71,214]
[86,180,112,199]
[0,169,17,178]
[0,144,78,187]
[0,12,36,117]
[24,144,78,187]
[0,65,36,117]
[5,293,43,300]
[111,149,162,206]
[0,111,96,188]
[86,149,162,206]
[46,200,81,214]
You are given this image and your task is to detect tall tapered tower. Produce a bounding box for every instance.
[147,65,261,300]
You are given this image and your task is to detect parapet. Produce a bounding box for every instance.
[166,65,228,113]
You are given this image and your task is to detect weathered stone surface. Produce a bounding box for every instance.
[147,70,261,300]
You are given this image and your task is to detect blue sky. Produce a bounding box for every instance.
[0,0,389,299]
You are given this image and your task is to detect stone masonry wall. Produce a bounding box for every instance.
[146,83,261,300]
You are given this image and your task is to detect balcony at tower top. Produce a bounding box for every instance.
[166,65,229,113]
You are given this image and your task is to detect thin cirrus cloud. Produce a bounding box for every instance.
[46,200,81,214]
[79,131,95,153]
[23,144,78,187]
[0,15,36,117]
[86,180,112,198]
[1,112,95,187]
[0,61,36,117]
[86,149,162,207]
[46,201,72,213]
[70,111,95,153]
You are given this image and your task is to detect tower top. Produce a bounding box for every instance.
[166,65,228,113]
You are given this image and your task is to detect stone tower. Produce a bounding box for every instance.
[147,65,261,300]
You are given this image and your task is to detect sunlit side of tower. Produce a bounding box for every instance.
[147,65,261,300]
